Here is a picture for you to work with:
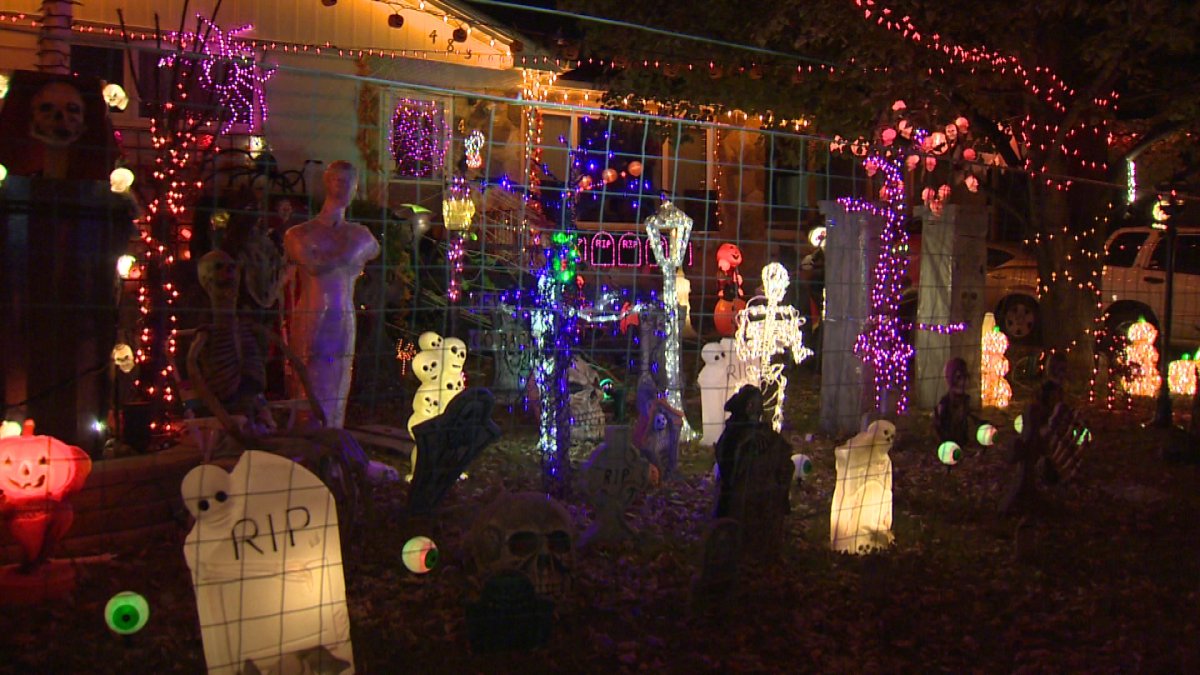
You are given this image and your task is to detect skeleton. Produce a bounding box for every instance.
[29,80,85,147]
[187,250,272,433]
[464,492,575,599]
[734,263,815,431]
[568,356,605,445]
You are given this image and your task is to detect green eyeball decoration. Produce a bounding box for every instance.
[791,453,813,481]
[402,536,439,574]
[105,591,150,635]
[938,441,962,466]
[1014,414,1024,434]
[1073,426,1092,446]
[976,424,998,447]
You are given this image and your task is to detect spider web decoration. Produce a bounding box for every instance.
[161,17,276,134]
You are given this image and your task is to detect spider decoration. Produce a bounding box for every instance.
[734,263,814,432]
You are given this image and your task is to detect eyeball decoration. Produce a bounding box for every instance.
[402,536,439,574]
[937,441,961,466]
[791,453,813,481]
[976,424,998,447]
[464,130,485,169]
[105,591,150,635]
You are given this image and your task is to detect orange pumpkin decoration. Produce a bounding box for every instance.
[713,297,746,337]
[0,424,91,568]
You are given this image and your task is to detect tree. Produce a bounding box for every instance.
[560,0,1200,358]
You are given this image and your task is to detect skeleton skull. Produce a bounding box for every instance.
[568,357,605,444]
[29,81,86,147]
[112,343,135,374]
[464,492,575,598]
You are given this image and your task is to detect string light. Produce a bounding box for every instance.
[1123,318,1161,397]
[390,98,447,178]
[1168,353,1198,396]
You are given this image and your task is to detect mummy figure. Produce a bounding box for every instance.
[734,263,814,432]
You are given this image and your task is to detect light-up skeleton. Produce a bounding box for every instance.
[734,263,814,432]
[645,200,696,441]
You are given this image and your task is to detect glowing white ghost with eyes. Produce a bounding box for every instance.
[407,332,468,479]
[180,451,354,675]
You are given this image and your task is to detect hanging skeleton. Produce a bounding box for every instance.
[734,263,814,432]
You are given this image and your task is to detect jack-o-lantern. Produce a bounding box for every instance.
[713,287,747,337]
[0,423,91,569]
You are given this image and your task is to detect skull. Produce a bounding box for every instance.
[464,492,575,598]
[442,337,468,374]
[418,331,443,351]
[568,357,605,443]
[29,81,87,147]
[112,343,135,374]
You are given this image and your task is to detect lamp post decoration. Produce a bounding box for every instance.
[645,199,695,441]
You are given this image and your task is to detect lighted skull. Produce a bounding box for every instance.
[464,492,575,599]
[111,343,135,374]
[29,81,87,147]
[568,357,605,444]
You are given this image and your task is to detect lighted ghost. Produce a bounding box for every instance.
[830,420,895,554]
[181,451,353,675]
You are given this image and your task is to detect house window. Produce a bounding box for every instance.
[71,45,124,90]
[389,97,448,179]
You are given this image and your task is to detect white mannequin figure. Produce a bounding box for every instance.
[676,269,697,338]
[284,161,380,428]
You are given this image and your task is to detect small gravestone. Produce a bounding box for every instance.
[180,451,354,674]
[724,428,794,560]
[409,388,501,516]
[690,518,742,616]
[489,306,533,404]
[465,571,555,653]
[580,426,651,546]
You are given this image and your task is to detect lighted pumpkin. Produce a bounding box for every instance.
[0,423,91,569]
[713,292,746,337]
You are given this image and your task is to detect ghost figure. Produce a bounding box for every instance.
[463,491,576,599]
[698,342,751,448]
[830,420,896,554]
[181,451,354,674]
[407,332,467,479]
[734,264,814,431]
[568,357,605,446]
[29,80,86,147]
[676,269,697,338]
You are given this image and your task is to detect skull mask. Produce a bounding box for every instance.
[568,357,605,444]
[464,492,575,599]
[29,81,86,148]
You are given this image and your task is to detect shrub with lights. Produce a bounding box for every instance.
[1122,318,1161,398]
[1168,352,1198,396]
[981,317,1012,409]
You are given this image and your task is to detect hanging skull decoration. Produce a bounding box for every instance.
[464,492,575,599]
[29,81,87,147]
[568,356,605,445]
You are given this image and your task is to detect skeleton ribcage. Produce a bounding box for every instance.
[197,324,266,404]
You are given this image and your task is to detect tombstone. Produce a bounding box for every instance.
[408,388,501,516]
[914,205,987,409]
[638,308,669,391]
[689,518,742,616]
[579,426,652,546]
[181,451,354,675]
[489,306,533,404]
[818,201,883,436]
[830,420,895,554]
[722,428,794,560]
[631,397,683,480]
[465,571,555,654]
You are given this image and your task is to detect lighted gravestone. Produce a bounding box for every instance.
[465,571,555,654]
[580,425,652,546]
[914,204,987,409]
[408,388,501,516]
[830,420,896,554]
[489,306,532,404]
[181,451,354,675]
[818,201,883,435]
[689,518,742,615]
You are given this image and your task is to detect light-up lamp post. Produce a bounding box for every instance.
[645,199,695,441]
[1153,190,1181,427]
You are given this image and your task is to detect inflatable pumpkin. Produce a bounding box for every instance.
[0,423,91,568]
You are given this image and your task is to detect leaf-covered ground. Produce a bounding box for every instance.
[2,371,1199,674]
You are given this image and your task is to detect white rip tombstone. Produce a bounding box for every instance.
[181,451,354,675]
